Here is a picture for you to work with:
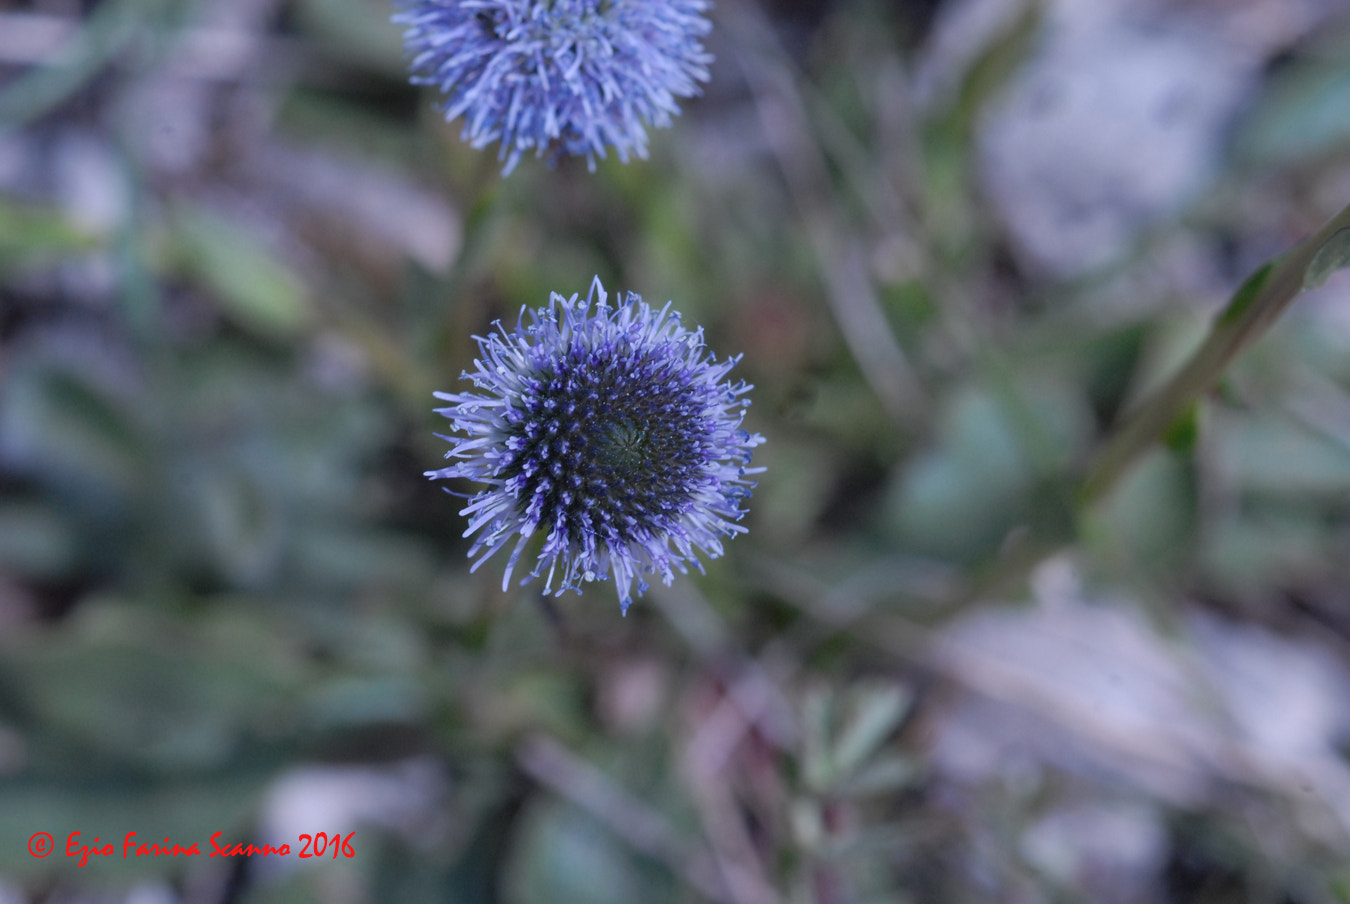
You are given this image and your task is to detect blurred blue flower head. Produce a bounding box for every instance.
[427,277,764,613]
[395,0,714,174]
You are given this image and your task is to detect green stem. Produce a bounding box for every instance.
[1080,201,1350,505]
[948,202,1350,608]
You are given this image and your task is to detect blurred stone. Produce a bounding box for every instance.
[127,79,214,176]
[123,882,178,904]
[1021,801,1166,903]
[1189,612,1350,762]
[257,757,447,875]
[917,0,1315,278]
[978,2,1255,276]
[53,130,127,236]
[928,562,1350,841]
[0,11,79,67]
[598,657,669,735]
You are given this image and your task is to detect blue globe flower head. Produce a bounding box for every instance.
[426,277,764,614]
[394,0,714,174]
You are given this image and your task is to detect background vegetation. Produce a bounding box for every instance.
[3,0,1350,901]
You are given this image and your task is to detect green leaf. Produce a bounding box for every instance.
[886,379,1090,560]
[0,199,98,271]
[940,0,1045,146]
[503,802,673,904]
[1200,509,1331,602]
[305,675,429,729]
[293,0,407,75]
[0,600,306,771]
[1215,262,1273,328]
[0,0,162,131]
[1304,226,1350,290]
[1090,448,1194,572]
[1236,50,1350,166]
[170,205,312,340]
[0,359,150,506]
[1162,401,1200,455]
[290,528,436,592]
[1217,413,1350,496]
[834,755,919,799]
[1331,870,1350,904]
[195,465,284,586]
[831,684,912,779]
[801,685,833,792]
[0,503,77,578]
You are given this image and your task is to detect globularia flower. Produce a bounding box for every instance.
[426,277,764,613]
[394,0,713,174]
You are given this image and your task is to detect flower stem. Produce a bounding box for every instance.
[950,202,1350,608]
[1080,200,1350,505]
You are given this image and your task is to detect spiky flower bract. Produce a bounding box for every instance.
[393,0,713,174]
[426,277,764,614]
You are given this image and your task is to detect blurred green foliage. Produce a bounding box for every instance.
[2,0,1350,902]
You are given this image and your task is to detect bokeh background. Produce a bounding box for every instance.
[4,0,1350,901]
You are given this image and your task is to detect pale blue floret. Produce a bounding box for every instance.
[394,0,714,174]
[425,277,764,614]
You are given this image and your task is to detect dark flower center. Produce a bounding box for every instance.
[500,344,713,544]
[596,419,650,473]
